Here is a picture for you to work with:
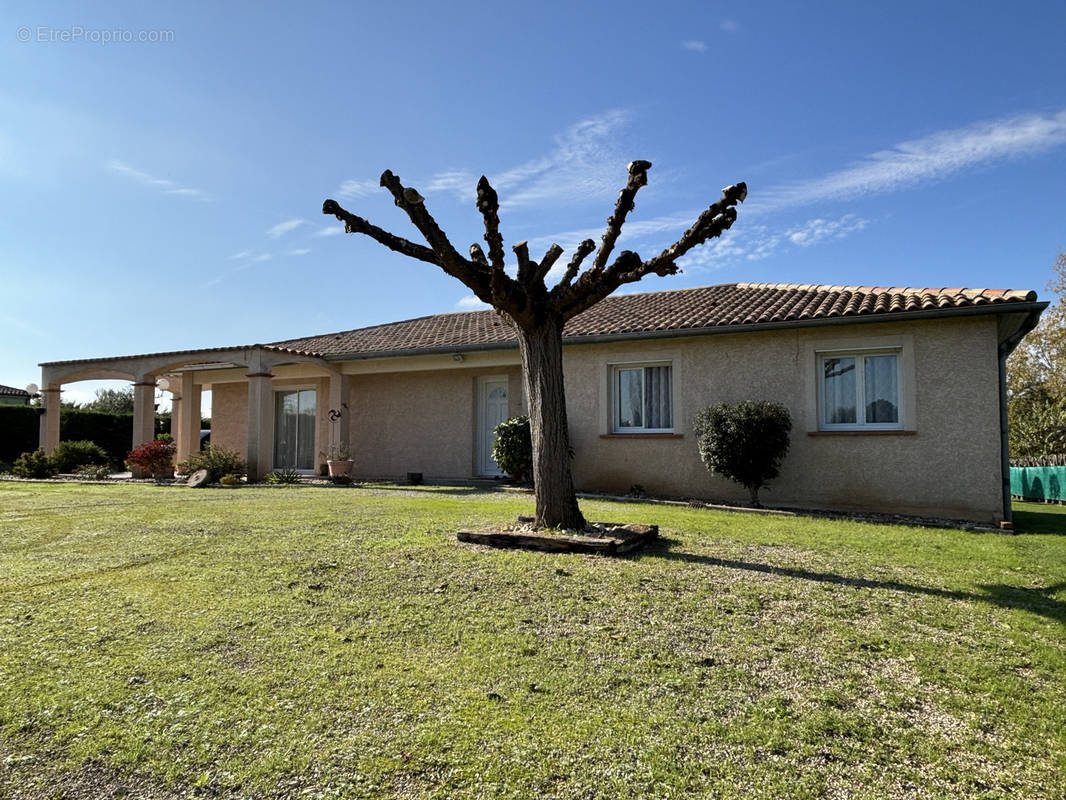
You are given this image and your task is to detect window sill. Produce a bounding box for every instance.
[808,430,916,437]
[601,433,684,439]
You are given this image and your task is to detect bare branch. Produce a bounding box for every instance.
[533,244,564,285]
[589,160,652,275]
[322,199,440,266]
[378,170,467,269]
[514,241,534,284]
[561,182,747,320]
[554,239,596,292]
[641,182,748,274]
[476,176,506,270]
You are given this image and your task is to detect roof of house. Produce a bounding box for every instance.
[270,282,1040,358]
[0,383,30,397]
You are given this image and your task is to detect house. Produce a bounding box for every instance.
[0,384,31,406]
[37,282,1045,524]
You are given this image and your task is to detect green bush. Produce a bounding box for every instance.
[179,444,245,482]
[50,440,109,473]
[492,416,533,484]
[265,468,302,484]
[693,401,792,507]
[12,449,59,479]
[75,464,112,480]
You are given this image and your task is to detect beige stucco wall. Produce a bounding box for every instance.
[347,365,523,480]
[203,315,1005,522]
[562,315,1003,522]
[210,382,247,455]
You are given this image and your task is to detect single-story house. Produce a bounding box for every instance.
[0,384,32,406]
[38,282,1045,524]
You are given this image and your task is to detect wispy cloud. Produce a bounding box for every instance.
[786,215,868,246]
[266,218,304,239]
[760,110,1066,210]
[678,214,870,271]
[454,295,490,311]
[422,110,634,210]
[229,250,251,260]
[720,19,739,33]
[337,179,379,199]
[494,110,632,208]
[314,224,344,237]
[681,40,707,53]
[288,248,311,256]
[107,159,208,201]
[424,169,477,201]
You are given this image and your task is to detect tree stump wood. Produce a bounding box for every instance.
[457,518,657,555]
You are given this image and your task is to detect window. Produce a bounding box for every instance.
[612,363,673,433]
[819,350,901,430]
[273,388,316,470]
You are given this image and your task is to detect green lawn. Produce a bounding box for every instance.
[1,483,1064,799]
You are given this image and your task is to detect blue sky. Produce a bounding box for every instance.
[2,0,1064,408]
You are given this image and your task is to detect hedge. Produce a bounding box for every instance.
[0,406,169,468]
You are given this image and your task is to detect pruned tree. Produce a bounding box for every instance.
[324,161,746,529]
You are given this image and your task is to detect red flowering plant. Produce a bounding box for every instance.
[126,438,176,479]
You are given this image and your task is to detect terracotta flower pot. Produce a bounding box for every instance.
[327,459,354,478]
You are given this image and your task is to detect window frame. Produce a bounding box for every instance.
[817,347,903,431]
[610,361,675,434]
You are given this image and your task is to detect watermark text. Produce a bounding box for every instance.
[16,26,175,44]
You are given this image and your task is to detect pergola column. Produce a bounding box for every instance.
[40,387,61,453]
[175,373,201,465]
[132,376,156,451]
[246,370,274,482]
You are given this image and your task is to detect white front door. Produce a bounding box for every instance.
[478,377,510,476]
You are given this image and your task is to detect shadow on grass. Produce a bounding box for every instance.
[361,484,513,497]
[642,537,1066,626]
[1012,505,1066,535]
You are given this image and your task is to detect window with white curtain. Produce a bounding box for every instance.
[819,350,901,430]
[612,363,673,433]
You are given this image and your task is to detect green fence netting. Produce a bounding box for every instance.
[1011,466,1066,502]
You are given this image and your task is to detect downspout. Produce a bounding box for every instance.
[998,349,1012,527]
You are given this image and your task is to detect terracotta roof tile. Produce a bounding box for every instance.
[0,383,30,397]
[269,282,1038,358]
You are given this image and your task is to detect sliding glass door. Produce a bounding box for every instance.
[273,389,316,471]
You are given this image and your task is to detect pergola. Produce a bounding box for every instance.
[38,344,344,481]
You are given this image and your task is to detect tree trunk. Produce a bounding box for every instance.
[748,484,761,507]
[516,319,587,530]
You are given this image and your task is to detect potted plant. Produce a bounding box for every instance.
[327,441,353,479]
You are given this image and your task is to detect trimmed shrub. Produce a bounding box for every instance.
[693,401,792,507]
[179,444,245,482]
[12,449,59,479]
[492,416,533,484]
[126,439,177,479]
[50,440,109,473]
[75,464,112,480]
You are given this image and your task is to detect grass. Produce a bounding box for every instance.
[0,483,1064,799]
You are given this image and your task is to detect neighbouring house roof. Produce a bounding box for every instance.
[270,283,1040,359]
[0,383,31,398]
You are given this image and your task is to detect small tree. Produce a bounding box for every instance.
[83,387,135,414]
[493,416,533,484]
[324,162,746,529]
[693,401,792,507]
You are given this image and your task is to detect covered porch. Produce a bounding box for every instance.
[38,345,350,481]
